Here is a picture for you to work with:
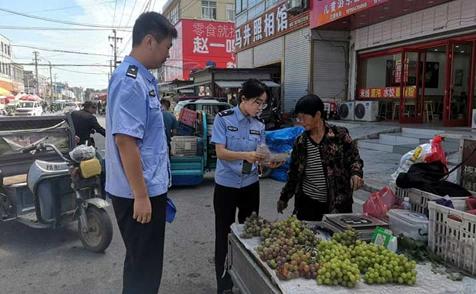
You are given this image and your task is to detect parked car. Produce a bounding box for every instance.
[63,101,81,113]
[14,101,43,116]
[174,98,231,124]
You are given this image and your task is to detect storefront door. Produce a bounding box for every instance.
[445,42,473,127]
[399,50,425,123]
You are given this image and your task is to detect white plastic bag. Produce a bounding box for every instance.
[256,143,290,164]
[69,144,96,162]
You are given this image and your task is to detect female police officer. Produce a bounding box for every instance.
[211,79,279,294]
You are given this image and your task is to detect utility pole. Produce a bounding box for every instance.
[33,51,39,95]
[48,61,53,101]
[108,29,122,69]
[54,74,57,99]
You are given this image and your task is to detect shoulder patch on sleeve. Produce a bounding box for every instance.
[218,109,234,117]
[126,65,138,79]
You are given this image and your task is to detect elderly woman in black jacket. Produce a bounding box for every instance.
[277,95,364,221]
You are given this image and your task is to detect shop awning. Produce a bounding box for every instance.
[174,81,209,90]
[0,87,11,96]
[215,80,280,88]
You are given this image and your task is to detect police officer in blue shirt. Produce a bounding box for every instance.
[106,12,177,294]
[212,79,281,294]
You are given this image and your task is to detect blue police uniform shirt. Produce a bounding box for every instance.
[211,106,266,189]
[105,55,170,198]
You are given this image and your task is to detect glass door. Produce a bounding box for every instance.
[400,50,425,123]
[445,42,473,126]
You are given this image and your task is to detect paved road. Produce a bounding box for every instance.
[0,115,404,293]
[0,176,291,294]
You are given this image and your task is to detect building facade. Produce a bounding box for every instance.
[161,0,236,82]
[0,34,24,95]
[163,0,235,24]
[310,0,476,127]
[23,70,48,97]
[234,0,311,112]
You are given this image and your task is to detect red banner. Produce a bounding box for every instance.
[310,0,388,28]
[163,19,236,81]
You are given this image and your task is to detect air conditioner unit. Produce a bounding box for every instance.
[354,101,379,122]
[472,109,476,128]
[287,0,307,14]
[338,101,355,120]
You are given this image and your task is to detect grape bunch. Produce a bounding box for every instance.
[255,216,320,281]
[317,258,360,288]
[318,240,351,263]
[275,249,320,280]
[241,212,269,239]
[332,227,359,247]
[351,242,417,285]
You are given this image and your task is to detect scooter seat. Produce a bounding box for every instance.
[28,160,69,192]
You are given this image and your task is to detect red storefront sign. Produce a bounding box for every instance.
[235,2,309,52]
[310,0,389,28]
[358,86,416,99]
[163,19,236,81]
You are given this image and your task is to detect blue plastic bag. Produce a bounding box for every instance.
[166,197,176,223]
[265,126,304,182]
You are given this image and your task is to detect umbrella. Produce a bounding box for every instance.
[19,94,42,101]
[0,87,11,96]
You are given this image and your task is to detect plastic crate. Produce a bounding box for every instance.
[171,136,199,156]
[428,199,476,275]
[176,122,195,136]
[178,108,197,127]
[389,183,466,214]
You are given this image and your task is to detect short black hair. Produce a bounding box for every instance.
[132,12,178,47]
[83,101,96,109]
[294,94,326,119]
[160,99,171,110]
[239,79,268,102]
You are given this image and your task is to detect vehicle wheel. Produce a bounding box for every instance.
[78,206,113,253]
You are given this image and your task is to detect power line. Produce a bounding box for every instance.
[10,63,110,67]
[112,0,118,27]
[118,0,151,55]
[11,44,111,57]
[118,0,128,28]
[55,67,109,75]
[0,25,131,31]
[16,1,116,15]
[124,0,138,28]
[0,7,132,29]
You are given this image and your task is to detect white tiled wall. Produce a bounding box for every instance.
[353,0,476,51]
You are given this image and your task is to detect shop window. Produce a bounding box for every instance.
[169,5,179,24]
[450,44,472,120]
[235,0,242,14]
[235,13,247,27]
[202,0,217,20]
[358,53,403,99]
[226,4,235,21]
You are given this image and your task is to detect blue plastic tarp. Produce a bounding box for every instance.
[265,126,304,182]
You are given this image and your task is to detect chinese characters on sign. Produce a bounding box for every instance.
[163,19,236,81]
[311,0,389,28]
[358,86,417,99]
[234,2,309,52]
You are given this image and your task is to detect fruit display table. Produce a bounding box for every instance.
[228,223,476,294]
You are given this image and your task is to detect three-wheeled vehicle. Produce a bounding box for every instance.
[0,115,112,252]
[168,98,232,186]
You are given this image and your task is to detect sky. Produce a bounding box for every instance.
[0,0,167,90]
